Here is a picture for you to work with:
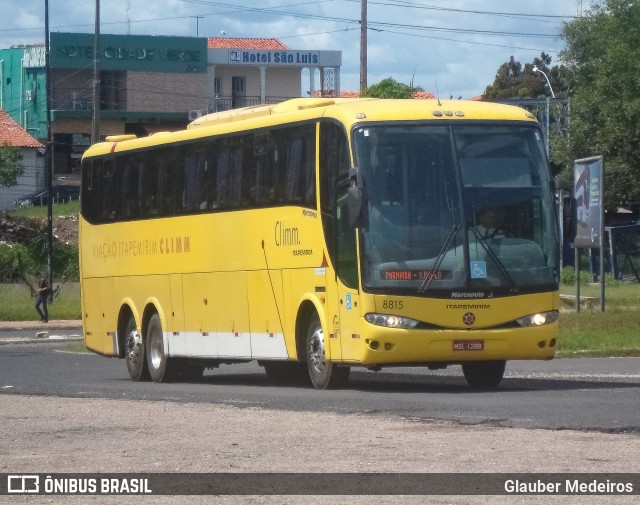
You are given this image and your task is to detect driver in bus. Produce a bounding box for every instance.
[473,207,506,240]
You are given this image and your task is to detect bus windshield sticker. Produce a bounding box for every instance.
[470,261,487,279]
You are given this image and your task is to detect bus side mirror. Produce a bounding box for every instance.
[347,167,366,228]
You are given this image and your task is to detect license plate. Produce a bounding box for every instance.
[453,340,484,351]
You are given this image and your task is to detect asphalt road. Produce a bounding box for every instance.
[1,340,638,432]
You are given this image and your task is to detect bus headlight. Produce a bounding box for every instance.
[365,313,420,329]
[516,310,559,327]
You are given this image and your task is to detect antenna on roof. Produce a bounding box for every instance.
[435,80,442,106]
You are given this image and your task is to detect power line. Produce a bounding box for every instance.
[359,0,574,21]
[0,1,562,42]
[370,27,561,53]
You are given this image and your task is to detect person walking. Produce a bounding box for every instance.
[35,276,51,323]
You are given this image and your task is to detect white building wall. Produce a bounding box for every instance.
[212,66,302,101]
[265,67,302,98]
[0,147,45,210]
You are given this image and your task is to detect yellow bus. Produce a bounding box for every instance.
[80,97,560,389]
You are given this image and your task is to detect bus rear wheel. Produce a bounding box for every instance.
[462,360,506,389]
[146,314,176,383]
[124,316,149,381]
[306,314,350,390]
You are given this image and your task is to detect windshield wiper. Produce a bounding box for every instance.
[418,224,461,294]
[469,227,516,288]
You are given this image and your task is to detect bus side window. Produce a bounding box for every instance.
[242,132,257,207]
[182,149,207,212]
[145,146,177,217]
[320,121,350,269]
[81,158,98,223]
[99,158,116,222]
[304,126,317,207]
[279,124,316,207]
[121,153,144,219]
[285,137,304,203]
[217,138,243,209]
[253,132,274,206]
[142,156,159,216]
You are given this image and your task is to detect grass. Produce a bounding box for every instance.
[9,200,80,218]
[0,283,81,321]
[558,283,640,357]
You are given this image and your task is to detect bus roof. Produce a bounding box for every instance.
[84,98,538,157]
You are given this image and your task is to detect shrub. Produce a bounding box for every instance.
[560,266,593,286]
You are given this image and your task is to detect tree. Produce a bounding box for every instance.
[0,142,24,188]
[560,0,640,211]
[484,53,569,100]
[484,54,571,179]
[362,77,422,99]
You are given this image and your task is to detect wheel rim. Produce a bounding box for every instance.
[125,329,143,365]
[148,325,163,370]
[308,325,326,377]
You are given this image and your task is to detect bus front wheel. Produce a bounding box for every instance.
[125,316,149,381]
[306,315,350,390]
[462,360,506,389]
[146,314,175,383]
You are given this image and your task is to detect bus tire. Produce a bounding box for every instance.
[305,314,350,390]
[124,316,149,381]
[146,313,176,383]
[462,360,506,389]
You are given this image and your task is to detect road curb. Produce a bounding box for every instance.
[0,320,83,346]
[0,335,83,346]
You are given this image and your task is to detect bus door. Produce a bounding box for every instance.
[83,277,116,356]
[326,185,361,363]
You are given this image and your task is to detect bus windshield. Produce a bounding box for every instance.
[353,123,559,296]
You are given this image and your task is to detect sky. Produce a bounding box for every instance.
[1,0,581,99]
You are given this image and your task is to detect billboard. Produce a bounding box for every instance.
[573,156,604,248]
[50,33,207,74]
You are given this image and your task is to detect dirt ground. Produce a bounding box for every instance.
[1,394,638,504]
[0,213,77,246]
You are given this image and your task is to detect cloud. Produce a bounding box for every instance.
[0,0,573,99]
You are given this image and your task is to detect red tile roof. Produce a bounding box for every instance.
[208,38,288,50]
[337,91,361,98]
[0,109,43,148]
[412,91,436,100]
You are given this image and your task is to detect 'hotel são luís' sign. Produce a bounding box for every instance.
[50,33,207,73]
[228,49,321,66]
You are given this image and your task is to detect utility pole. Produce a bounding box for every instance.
[45,0,53,295]
[92,0,101,144]
[360,0,367,93]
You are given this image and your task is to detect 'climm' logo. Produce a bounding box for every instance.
[274,221,300,246]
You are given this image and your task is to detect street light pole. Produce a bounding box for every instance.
[533,66,556,98]
[533,65,555,157]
